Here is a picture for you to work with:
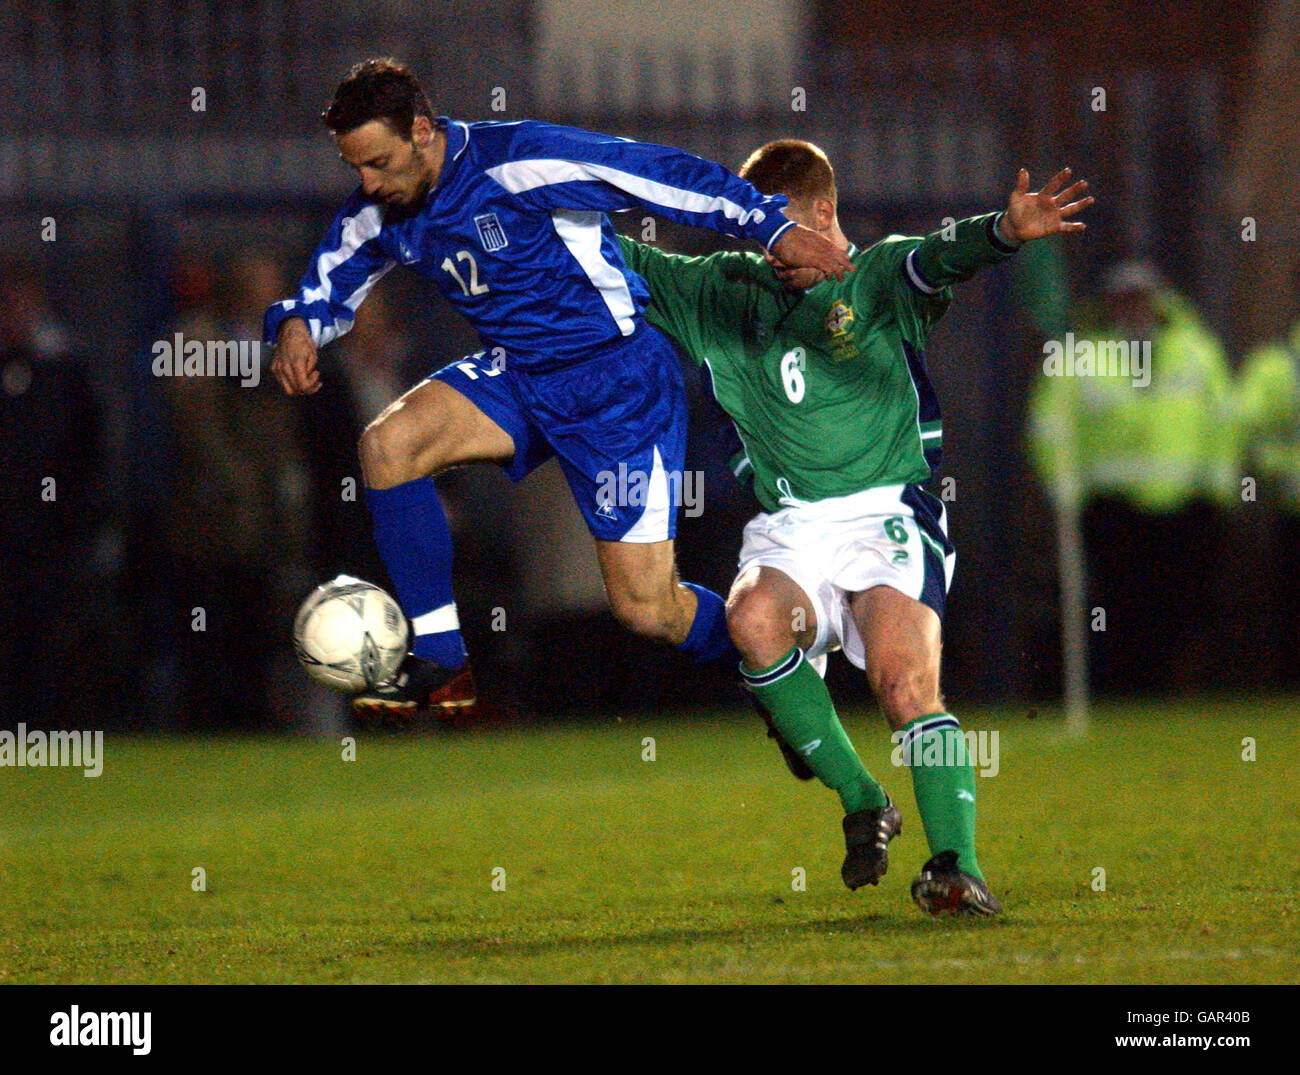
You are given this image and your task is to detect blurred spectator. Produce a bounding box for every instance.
[1031,260,1239,513]
[1237,318,1300,683]
[1028,260,1238,694]
[1238,319,1300,506]
[154,250,312,730]
[0,260,109,724]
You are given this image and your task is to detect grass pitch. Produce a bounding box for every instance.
[1,698,1297,984]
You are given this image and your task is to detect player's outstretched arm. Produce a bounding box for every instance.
[898,168,1095,301]
[493,121,853,276]
[999,167,1094,244]
[271,317,322,396]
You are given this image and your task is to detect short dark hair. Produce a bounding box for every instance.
[738,140,837,206]
[322,58,435,139]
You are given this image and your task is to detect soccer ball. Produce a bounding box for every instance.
[292,575,409,692]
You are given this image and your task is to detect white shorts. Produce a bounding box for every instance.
[736,483,956,670]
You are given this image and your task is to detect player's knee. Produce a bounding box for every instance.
[359,415,445,487]
[727,589,795,668]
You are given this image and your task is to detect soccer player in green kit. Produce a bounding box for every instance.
[618,141,1092,915]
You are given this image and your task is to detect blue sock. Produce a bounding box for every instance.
[677,583,739,664]
[365,479,466,670]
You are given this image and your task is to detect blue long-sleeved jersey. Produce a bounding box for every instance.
[263,117,793,371]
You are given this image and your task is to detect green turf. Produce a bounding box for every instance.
[1,698,1297,984]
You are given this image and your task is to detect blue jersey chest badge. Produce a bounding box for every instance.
[474,213,509,253]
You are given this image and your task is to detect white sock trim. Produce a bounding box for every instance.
[411,603,460,635]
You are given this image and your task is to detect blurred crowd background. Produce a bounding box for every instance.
[3,0,1299,730]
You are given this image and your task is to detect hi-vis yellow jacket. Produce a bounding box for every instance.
[1028,290,1239,513]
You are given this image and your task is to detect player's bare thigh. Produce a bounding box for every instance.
[726,565,819,668]
[850,584,943,729]
[359,377,515,489]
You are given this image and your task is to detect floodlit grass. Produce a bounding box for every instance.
[1,698,1296,983]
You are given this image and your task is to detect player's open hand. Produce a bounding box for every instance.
[271,319,322,395]
[770,225,855,281]
[1001,168,1094,244]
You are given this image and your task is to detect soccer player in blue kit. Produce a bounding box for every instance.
[267,59,853,715]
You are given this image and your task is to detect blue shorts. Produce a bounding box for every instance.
[430,324,689,542]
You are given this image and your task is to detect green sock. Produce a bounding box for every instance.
[742,647,887,813]
[899,713,983,879]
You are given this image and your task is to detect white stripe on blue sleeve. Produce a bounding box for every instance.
[298,204,392,346]
[486,158,779,241]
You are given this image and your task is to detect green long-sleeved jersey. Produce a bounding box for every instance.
[618,213,1018,511]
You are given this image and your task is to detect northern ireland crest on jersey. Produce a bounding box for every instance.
[825,301,855,338]
[474,213,509,253]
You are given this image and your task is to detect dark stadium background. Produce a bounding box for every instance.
[2,0,1295,732]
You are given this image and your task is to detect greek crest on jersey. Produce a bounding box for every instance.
[474,212,509,253]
